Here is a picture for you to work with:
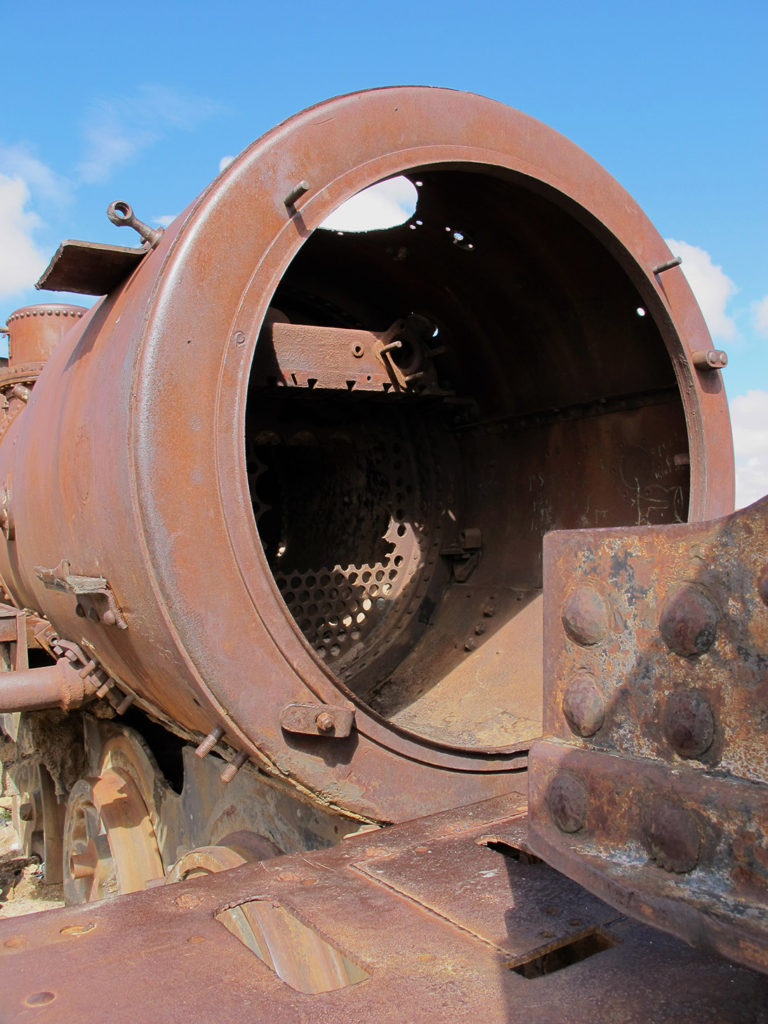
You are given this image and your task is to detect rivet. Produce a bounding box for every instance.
[643,797,700,873]
[663,691,715,758]
[660,585,718,657]
[562,586,611,646]
[233,330,246,347]
[24,992,56,1007]
[546,774,587,833]
[562,674,605,737]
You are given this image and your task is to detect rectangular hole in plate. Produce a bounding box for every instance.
[507,929,619,980]
[476,835,543,865]
[216,899,370,994]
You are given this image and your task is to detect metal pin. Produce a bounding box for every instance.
[115,692,134,715]
[404,371,425,383]
[653,256,682,274]
[692,349,728,370]
[283,180,310,207]
[220,750,248,783]
[195,725,224,758]
[379,340,403,355]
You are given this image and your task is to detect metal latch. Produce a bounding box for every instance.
[280,702,356,738]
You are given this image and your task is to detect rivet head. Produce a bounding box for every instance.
[757,567,768,607]
[663,691,715,758]
[643,797,700,873]
[547,774,587,833]
[562,586,611,646]
[562,674,605,737]
[659,585,718,657]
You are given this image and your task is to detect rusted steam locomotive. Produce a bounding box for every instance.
[0,89,765,1021]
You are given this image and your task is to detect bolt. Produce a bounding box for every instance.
[758,567,768,606]
[101,610,116,626]
[660,585,718,657]
[18,801,34,822]
[546,774,587,833]
[663,691,715,758]
[220,750,248,783]
[474,622,486,636]
[562,674,605,737]
[643,797,700,873]
[464,637,477,652]
[195,725,224,758]
[562,586,611,646]
[315,711,335,733]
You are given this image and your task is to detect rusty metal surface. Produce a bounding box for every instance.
[3,305,86,366]
[528,495,768,974]
[1,797,767,1022]
[36,239,147,294]
[0,87,734,827]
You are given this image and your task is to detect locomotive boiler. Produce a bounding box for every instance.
[0,84,738,925]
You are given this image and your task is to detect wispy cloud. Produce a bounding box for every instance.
[665,239,738,342]
[78,84,220,184]
[0,143,73,206]
[731,389,768,508]
[218,155,235,173]
[0,173,48,300]
[320,177,418,232]
[153,214,177,227]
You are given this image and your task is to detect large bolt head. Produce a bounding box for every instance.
[663,691,715,758]
[659,585,718,657]
[562,586,611,646]
[546,773,588,833]
[562,674,605,737]
[643,797,700,873]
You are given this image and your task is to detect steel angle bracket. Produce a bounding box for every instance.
[527,494,768,975]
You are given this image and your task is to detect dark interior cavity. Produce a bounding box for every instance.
[245,167,690,751]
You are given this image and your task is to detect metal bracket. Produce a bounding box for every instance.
[34,560,127,629]
[280,702,356,738]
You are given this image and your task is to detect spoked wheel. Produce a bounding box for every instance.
[63,737,164,904]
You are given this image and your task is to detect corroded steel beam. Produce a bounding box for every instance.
[528,495,768,974]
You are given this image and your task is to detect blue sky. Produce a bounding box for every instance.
[1,0,766,505]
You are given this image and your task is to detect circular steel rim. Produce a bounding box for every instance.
[132,87,734,779]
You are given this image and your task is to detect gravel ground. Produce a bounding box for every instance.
[0,809,65,919]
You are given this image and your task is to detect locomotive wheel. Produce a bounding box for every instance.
[62,732,165,904]
[165,830,281,883]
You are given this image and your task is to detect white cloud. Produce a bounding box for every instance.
[218,155,235,173]
[78,85,219,184]
[752,295,768,338]
[154,214,177,227]
[320,177,418,232]
[665,239,738,342]
[730,390,768,508]
[0,174,49,300]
